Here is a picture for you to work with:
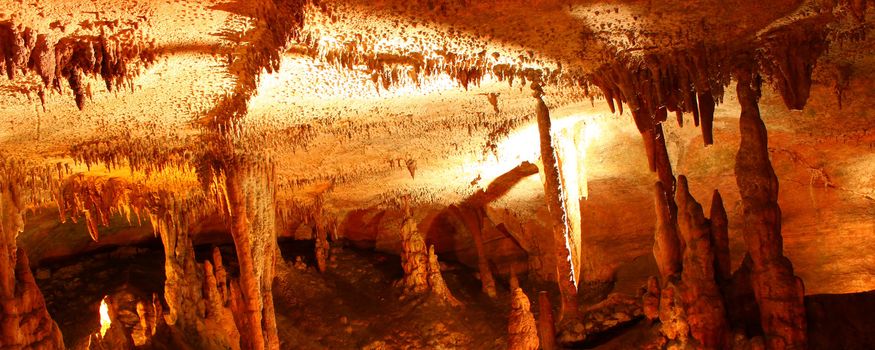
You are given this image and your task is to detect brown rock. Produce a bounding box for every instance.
[642,276,661,321]
[537,291,558,350]
[507,288,539,350]
[675,176,729,349]
[533,82,579,322]
[0,179,64,350]
[735,68,807,349]
[427,246,461,307]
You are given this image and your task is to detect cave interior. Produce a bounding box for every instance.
[1,0,875,349]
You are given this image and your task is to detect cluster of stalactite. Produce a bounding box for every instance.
[292,30,577,92]
[0,156,71,211]
[200,0,311,138]
[0,161,65,349]
[0,20,156,110]
[70,136,195,176]
[396,198,461,306]
[583,12,861,349]
[58,174,151,241]
[614,57,811,348]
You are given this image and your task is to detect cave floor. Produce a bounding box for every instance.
[30,241,875,349]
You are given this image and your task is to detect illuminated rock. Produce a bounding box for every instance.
[507,288,539,350]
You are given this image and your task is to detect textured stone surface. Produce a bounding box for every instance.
[507,288,539,350]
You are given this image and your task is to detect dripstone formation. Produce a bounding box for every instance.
[1,1,874,349]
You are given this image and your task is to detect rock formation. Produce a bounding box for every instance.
[0,166,64,350]
[735,67,807,350]
[427,246,462,307]
[675,176,729,349]
[532,81,580,323]
[507,288,539,350]
[536,291,558,350]
[222,164,280,350]
[1,0,874,349]
[397,199,430,296]
[397,198,460,305]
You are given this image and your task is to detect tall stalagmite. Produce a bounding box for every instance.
[150,198,241,350]
[0,171,64,349]
[532,82,579,322]
[507,288,539,350]
[675,176,729,349]
[734,67,807,349]
[224,164,280,350]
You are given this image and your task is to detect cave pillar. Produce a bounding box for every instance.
[149,203,240,350]
[537,291,558,350]
[734,68,807,349]
[452,204,497,298]
[0,176,64,349]
[532,83,579,322]
[224,164,280,350]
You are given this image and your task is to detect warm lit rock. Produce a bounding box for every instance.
[507,288,539,350]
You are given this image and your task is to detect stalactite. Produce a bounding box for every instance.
[758,25,827,110]
[734,67,807,349]
[532,81,579,323]
[0,20,156,110]
[507,288,539,350]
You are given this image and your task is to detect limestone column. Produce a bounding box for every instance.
[0,174,64,349]
[734,68,807,349]
[451,204,497,298]
[224,164,280,350]
[532,82,579,322]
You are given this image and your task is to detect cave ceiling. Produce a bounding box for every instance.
[1,0,874,290]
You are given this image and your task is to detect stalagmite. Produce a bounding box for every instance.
[734,67,807,349]
[0,172,64,350]
[653,181,682,281]
[427,246,462,307]
[223,164,280,350]
[507,288,539,350]
[710,190,731,282]
[642,276,660,321]
[537,291,558,350]
[397,199,430,295]
[675,176,729,349]
[314,221,330,273]
[531,81,579,322]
